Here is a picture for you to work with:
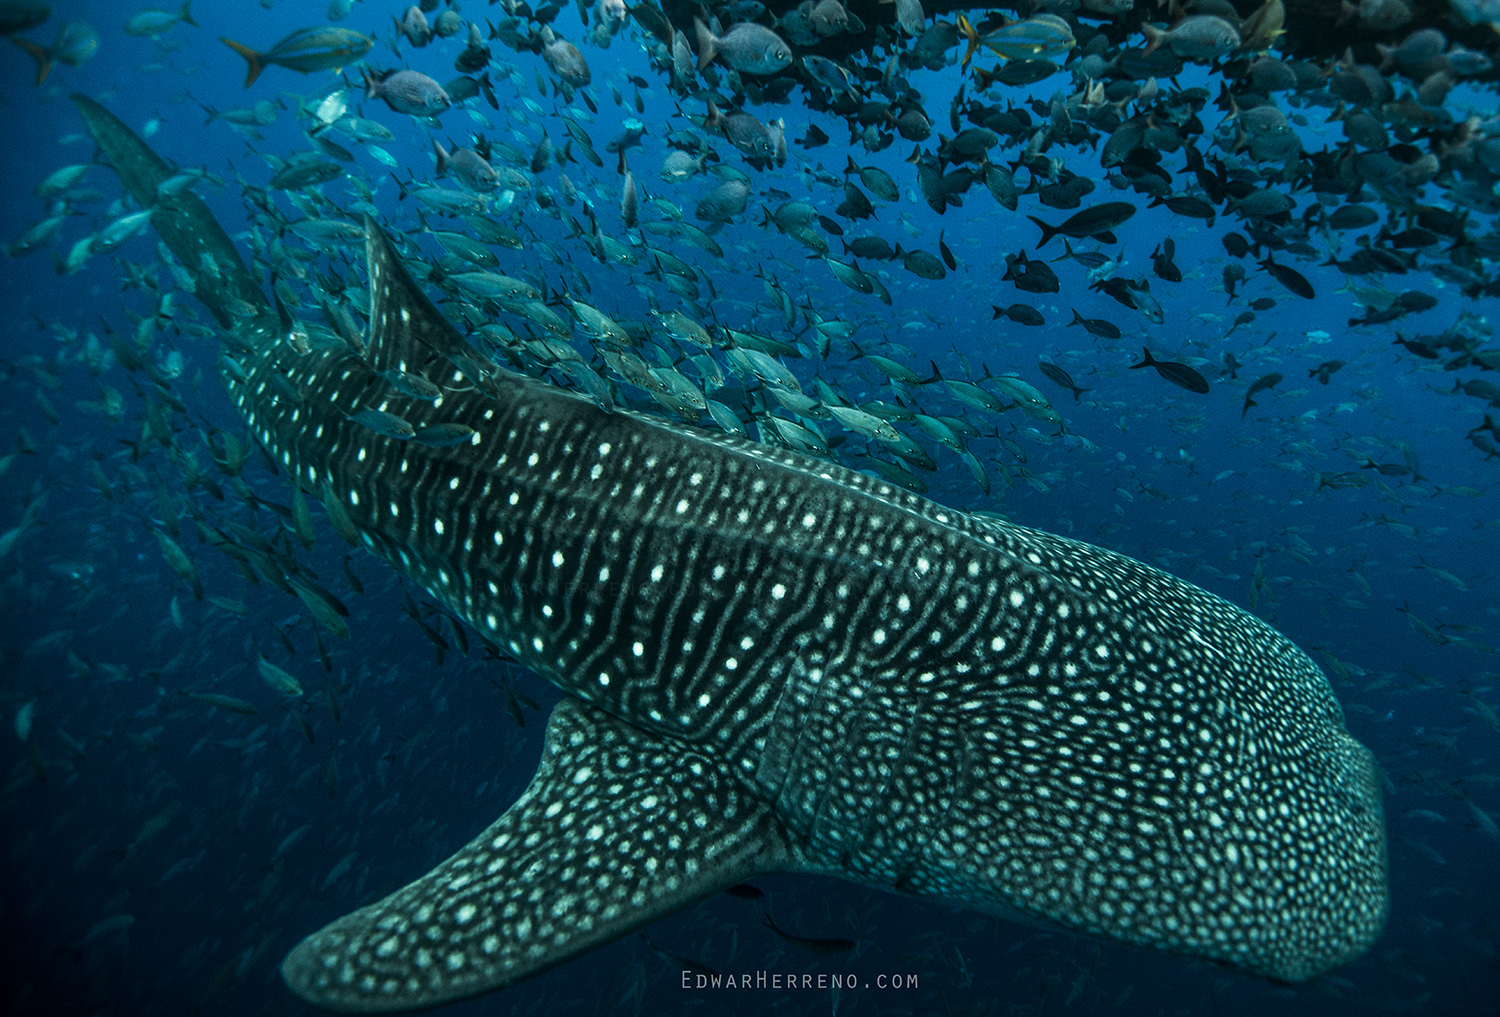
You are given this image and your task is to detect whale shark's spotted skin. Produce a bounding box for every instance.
[226,221,1386,1012]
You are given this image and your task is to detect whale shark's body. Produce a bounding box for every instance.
[74,93,1387,1015]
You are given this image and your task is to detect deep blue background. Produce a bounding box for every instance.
[1,2,1498,1015]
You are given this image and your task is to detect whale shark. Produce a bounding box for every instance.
[73,94,1387,1015]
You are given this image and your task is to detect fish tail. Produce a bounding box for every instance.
[957,14,981,71]
[432,139,449,175]
[1140,23,1165,55]
[360,65,382,101]
[1130,347,1155,370]
[220,37,265,88]
[693,17,716,72]
[11,36,54,87]
[1026,215,1057,250]
[179,0,198,28]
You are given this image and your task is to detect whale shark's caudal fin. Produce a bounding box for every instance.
[70,93,269,333]
[282,698,788,1011]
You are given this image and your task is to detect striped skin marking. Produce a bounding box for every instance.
[235,220,1388,1012]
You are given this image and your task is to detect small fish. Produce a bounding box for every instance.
[993,303,1044,326]
[798,124,830,148]
[350,408,415,439]
[844,156,899,202]
[1260,254,1315,299]
[1309,359,1345,385]
[958,12,1075,66]
[411,423,478,447]
[1003,251,1059,293]
[694,19,792,75]
[258,658,305,697]
[762,912,856,955]
[1069,309,1120,339]
[1224,310,1256,338]
[1242,372,1283,418]
[182,691,257,715]
[1142,14,1240,62]
[540,26,590,86]
[125,1,196,38]
[11,20,99,85]
[1151,238,1182,282]
[803,54,855,94]
[433,139,498,192]
[35,163,92,199]
[938,231,956,270]
[1131,348,1210,394]
[1051,239,1111,269]
[220,27,373,87]
[361,67,450,116]
[613,177,641,239]
[1027,201,1134,248]
[1038,360,1091,402]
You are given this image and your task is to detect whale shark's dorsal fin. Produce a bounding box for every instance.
[283,698,788,1011]
[362,214,475,377]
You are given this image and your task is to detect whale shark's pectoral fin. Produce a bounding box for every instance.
[282,698,790,1012]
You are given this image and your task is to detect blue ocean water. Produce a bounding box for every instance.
[1,0,1498,1014]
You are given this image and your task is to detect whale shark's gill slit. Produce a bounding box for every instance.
[281,699,788,1012]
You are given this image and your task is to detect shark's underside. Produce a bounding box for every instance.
[75,95,1388,1015]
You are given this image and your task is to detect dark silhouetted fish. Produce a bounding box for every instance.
[1259,253,1315,299]
[1131,347,1211,393]
[1242,372,1284,417]
[1026,200,1135,249]
[1069,309,1121,339]
[1037,360,1090,401]
[1151,238,1182,282]
[994,303,1044,326]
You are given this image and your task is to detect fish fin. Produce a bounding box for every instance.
[363,215,471,376]
[693,17,717,71]
[11,36,53,86]
[957,13,980,70]
[1026,215,1057,250]
[219,37,264,88]
[179,0,198,28]
[282,699,788,1011]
